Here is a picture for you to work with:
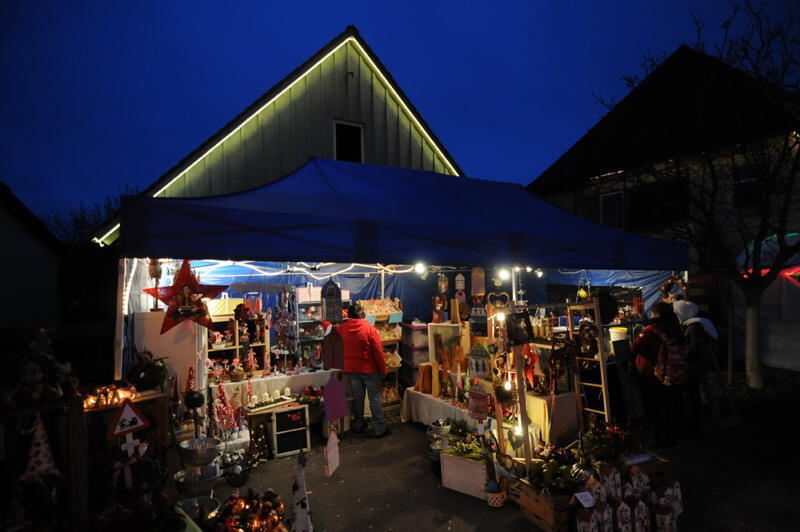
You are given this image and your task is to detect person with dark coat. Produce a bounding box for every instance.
[631,302,684,449]
[336,303,389,438]
[674,299,719,434]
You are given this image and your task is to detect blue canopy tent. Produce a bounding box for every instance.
[120,158,687,270]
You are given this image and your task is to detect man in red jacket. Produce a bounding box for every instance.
[337,303,389,437]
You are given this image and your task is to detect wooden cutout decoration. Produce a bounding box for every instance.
[109,399,152,439]
[321,279,343,323]
[437,274,449,295]
[471,267,485,296]
[450,299,461,324]
[469,343,491,379]
[455,273,465,291]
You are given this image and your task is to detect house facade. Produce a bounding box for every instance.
[94,26,461,246]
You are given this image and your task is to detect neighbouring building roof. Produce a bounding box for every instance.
[0,182,61,253]
[528,45,800,195]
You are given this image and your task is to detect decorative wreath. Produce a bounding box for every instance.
[659,272,686,302]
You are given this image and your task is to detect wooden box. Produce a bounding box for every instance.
[271,404,310,458]
[440,452,486,499]
[509,479,571,532]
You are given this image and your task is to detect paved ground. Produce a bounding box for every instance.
[207,394,800,531]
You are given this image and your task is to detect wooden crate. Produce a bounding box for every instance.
[509,479,571,532]
[440,452,486,500]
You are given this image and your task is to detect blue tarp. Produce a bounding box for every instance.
[120,158,686,270]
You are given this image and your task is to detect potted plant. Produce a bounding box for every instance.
[229,357,245,382]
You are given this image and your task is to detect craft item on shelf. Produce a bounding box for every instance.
[469,296,488,337]
[468,380,490,420]
[586,475,608,503]
[272,389,282,400]
[432,293,448,323]
[147,259,163,311]
[594,501,613,532]
[616,497,633,532]
[630,466,650,498]
[141,259,227,334]
[576,508,598,532]
[471,267,486,296]
[655,504,673,532]
[455,273,466,291]
[469,343,491,379]
[506,311,535,347]
[598,462,622,500]
[20,414,60,481]
[632,497,650,532]
[438,273,449,295]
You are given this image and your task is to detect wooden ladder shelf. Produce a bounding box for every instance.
[567,297,612,429]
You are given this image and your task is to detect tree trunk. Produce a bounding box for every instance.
[744,288,764,389]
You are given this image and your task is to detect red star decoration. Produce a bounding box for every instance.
[142,259,228,334]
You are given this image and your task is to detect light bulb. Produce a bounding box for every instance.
[514,424,523,436]
[496,312,506,322]
[414,262,426,274]
[526,266,533,273]
[504,380,512,391]
[514,266,521,272]
[535,268,544,278]
[498,269,511,281]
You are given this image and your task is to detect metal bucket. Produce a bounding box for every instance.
[178,437,222,467]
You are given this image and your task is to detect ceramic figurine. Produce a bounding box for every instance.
[617,498,633,532]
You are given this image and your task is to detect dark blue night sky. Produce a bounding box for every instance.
[0,0,787,218]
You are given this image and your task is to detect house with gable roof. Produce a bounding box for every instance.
[93,26,461,246]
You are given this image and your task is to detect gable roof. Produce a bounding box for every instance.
[1,182,62,253]
[528,45,800,195]
[93,25,462,245]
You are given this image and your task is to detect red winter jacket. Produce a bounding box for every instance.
[631,318,683,380]
[335,318,387,375]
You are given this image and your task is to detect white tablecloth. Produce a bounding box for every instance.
[401,388,480,428]
[209,369,339,408]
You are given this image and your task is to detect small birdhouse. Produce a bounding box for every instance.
[321,280,343,323]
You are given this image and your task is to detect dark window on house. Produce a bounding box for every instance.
[576,193,599,222]
[627,181,690,231]
[334,122,363,163]
[600,191,625,229]
[733,178,760,208]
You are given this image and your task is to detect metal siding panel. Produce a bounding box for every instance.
[371,72,387,165]
[333,46,347,123]
[433,157,443,174]
[307,64,324,159]
[422,143,434,171]
[385,96,398,166]
[292,77,310,169]
[224,130,245,192]
[409,123,422,170]
[185,158,208,196]
[397,110,411,168]
[276,93,294,177]
[242,112,263,188]
[346,44,360,122]
[359,56,374,162]
[260,105,278,184]
[207,143,225,195]
[321,53,336,159]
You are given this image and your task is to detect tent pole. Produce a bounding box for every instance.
[513,345,532,477]
[511,270,517,302]
[113,258,126,381]
[381,267,385,299]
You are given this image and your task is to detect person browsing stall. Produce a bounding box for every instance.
[631,302,687,449]
[336,303,389,438]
